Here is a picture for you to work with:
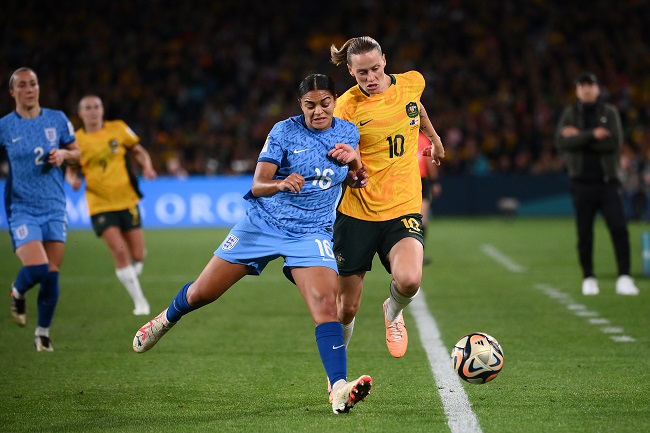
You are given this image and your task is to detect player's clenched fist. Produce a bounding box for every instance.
[278,172,305,193]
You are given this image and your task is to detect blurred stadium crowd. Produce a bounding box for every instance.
[1,1,649,188]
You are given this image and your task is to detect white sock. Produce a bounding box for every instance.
[342,317,355,347]
[35,327,49,337]
[133,261,144,276]
[385,280,419,322]
[115,265,148,308]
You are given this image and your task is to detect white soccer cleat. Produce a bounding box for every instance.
[34,335,54,352]
[133,309,175,353]
[615,275,639,296]
[330,375,372,414]
[10,288,27,327]
[581,277,599,296]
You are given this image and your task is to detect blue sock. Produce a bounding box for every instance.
[315,321,347,386]
[14,264,49,295]
[37,272,59,328]
[166,282,197,323]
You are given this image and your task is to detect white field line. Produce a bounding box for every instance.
[534,283,635,342]
[481,244,527,273]
[410,291,483,433]
[479,243,635,343]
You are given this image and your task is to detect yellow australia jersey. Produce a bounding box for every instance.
[75,120,141,215]
[335,71,424,221]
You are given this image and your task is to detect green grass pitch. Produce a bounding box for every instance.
[1,217,649,432]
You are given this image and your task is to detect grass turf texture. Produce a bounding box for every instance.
[1,217,649,432]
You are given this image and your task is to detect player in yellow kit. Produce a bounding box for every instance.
[331,36,445,358]
[66,95,156,315]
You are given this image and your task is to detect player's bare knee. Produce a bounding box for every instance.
[112,248,131,266]
[393,276,421,297]
[337,302,359,322]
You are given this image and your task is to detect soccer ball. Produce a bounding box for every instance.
[451,332,504,384]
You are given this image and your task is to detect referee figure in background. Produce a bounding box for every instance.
[555,72,639,296]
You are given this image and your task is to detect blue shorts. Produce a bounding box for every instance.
[214,208,337,284]
[8,212,68,250]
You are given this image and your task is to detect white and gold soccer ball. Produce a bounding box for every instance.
[451,332,504,384]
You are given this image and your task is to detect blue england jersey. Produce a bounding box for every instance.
[246,115,360,233]
[0,108,76,218]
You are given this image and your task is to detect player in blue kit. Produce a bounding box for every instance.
[133,73,372,414]
[0,67,80,351]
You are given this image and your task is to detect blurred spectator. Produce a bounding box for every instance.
[0,0,649,177]
[555,71,639,296]
[165,154,188,179]
[620,146,647,220]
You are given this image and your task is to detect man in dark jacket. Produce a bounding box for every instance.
[555,72,639,296]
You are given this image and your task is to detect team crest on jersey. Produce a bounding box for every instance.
[109,139,119,154]
[222,234,239,250]
[14,224,28,240]
[405,102,419,118]
[44,128,57,144]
